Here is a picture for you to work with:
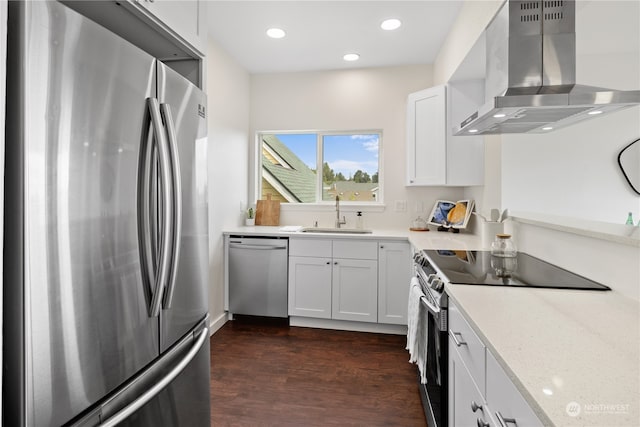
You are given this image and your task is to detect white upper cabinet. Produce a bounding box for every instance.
[406,85,447,186]
[129,0,206,56]
[406,81,485,186]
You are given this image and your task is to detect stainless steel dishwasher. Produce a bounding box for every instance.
[228,236,289,318]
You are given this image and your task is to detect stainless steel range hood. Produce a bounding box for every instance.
[455,0,640,135]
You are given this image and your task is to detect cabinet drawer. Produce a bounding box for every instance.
[486,351,543,427]
[449,301,486,396]
[332,240,378,260]
[289,238,332,257]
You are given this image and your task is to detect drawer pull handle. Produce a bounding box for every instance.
[449,330,468,347]
[477,419,490,427]
[471,401,483,412]
[496,412,517,427]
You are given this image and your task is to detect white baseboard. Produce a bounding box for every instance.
[208,311,228,336]
[290,316,407,335]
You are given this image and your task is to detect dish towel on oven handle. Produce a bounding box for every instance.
[406,277,428,383]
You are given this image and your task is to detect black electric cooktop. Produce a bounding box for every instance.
[422,250,611,291]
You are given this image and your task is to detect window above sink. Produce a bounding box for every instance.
[258,131,383,206]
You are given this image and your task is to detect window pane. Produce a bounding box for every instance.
[322,134,379,202]
[261,134,317,203]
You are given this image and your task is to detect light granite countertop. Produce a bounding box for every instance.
[223,225,484,249]
[223,225,639,426]
[446,284,640,427]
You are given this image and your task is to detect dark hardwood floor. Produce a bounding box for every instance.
[209,317,427,426]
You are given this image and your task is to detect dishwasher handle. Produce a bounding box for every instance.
[229,243,287,251]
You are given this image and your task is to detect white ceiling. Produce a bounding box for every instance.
[206,1,464,74]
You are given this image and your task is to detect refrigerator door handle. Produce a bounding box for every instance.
[98,326,209,427]
[138,113,157,316]
[159,103,182,310]
[146,97,174,318]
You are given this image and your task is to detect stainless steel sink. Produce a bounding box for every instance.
[299,227,373,234]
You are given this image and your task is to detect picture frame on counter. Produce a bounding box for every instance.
[428,199,474,230]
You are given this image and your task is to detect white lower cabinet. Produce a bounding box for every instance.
[288,256,332,318]
[449,341,492,427]
[486,351,543,427]
[448,300,542,427]
[378,242,411,324]
[332,258,378,322]
[288,238,411,325]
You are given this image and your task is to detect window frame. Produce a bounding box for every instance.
[256,130,384,208]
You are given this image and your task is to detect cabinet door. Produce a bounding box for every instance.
[131,0,205,54]
[486,351,543,427]
[406,85,446,186]
[449,341,492,427]
[378,242,411,325]
[331,259,378,322]
[446,80,485,186]
[288,256,332,319]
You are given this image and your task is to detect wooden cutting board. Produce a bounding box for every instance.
[255,194,280,226]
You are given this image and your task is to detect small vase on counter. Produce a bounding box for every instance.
[245,207,255,226]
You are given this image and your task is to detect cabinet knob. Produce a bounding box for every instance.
[476,418,490,427]
[334,261,338,265]
[380,245,384,249]
[326,261,330,265]
[471,401,483,413]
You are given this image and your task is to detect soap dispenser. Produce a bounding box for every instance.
[356,211,364,229]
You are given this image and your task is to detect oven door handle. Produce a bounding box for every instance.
[420,295,440,316]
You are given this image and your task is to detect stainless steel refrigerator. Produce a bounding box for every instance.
[3,2,210,426]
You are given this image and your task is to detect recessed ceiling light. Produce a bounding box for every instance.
[381,18,402,31]
[542,126,553,131]
[493,113,506,118]
[588,110,603,115]
[343,53,360,62]
[266,28,286,39]
[468,129,479,133]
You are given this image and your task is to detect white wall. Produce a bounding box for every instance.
[434,0,640,298]
[502,0,640,225]
[500,1,640,299]
[433,0,504,217]
[433,0,503,86]
[206,37,251,332]
[249,65,464,230]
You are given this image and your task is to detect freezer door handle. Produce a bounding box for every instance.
[98,326,209,427]
[160,103,182,310]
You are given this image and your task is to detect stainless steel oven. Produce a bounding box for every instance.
[413,251,448,427]
[411,248,610,427]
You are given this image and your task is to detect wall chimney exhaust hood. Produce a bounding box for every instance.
[455,0,640,136]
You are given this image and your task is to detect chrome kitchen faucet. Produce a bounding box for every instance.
[335,195,346,228]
